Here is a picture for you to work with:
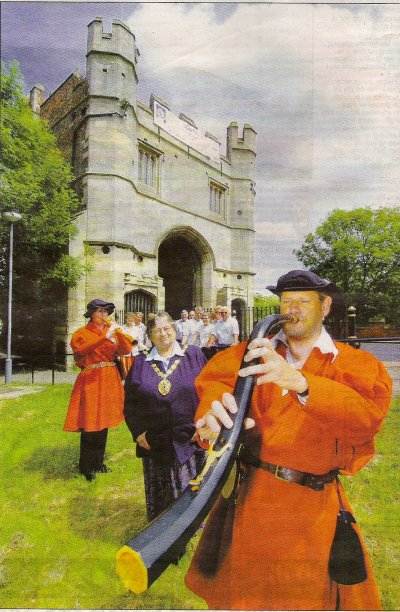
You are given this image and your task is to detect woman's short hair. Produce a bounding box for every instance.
[146,311,175,339]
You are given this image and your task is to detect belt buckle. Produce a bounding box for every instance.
[274,464,286,481]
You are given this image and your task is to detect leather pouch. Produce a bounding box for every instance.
[328,509,367,585]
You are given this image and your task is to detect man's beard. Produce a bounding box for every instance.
[283,319,321,340]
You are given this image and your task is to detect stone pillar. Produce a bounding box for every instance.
[29,84,45,114]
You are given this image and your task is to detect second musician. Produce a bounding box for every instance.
[64,298,133,481]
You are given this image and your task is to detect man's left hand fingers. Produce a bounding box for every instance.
[244,346,273,362]
[239,363,271,378]
[247,338,273,351]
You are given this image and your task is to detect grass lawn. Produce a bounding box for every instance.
[0,384,398,609]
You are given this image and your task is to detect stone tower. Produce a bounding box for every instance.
[34,18,257,348]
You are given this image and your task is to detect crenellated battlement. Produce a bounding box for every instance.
[227,121,257,158]
[87,17,139,68]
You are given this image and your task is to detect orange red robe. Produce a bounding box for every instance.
[186,341,392,610]
[64,322,132,432]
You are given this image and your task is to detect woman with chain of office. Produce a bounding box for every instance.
[124,311,207,521]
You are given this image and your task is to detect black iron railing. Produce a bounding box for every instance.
[1,335,399,385]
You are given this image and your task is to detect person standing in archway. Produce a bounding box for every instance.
[175,309,189,345]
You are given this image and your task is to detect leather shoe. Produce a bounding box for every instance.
[97,464,111,473]
[83,472,96,481]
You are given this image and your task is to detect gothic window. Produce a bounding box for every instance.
[209,181,226,218]
[138,144,160,191]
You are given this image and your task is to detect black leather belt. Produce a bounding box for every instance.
[241,455,338,491]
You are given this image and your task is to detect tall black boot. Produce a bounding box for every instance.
[79,429,108,480]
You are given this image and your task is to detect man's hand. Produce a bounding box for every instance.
[239,338,308,393]
[106,322,119,340]
[136,432,151,450]
[195,392,255,443]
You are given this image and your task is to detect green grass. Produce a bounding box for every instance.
[343,395,400,610]
[0,384,205,609]
[0,385,398,609]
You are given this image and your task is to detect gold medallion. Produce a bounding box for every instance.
[158,379,172,396]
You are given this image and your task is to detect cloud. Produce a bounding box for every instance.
[131,2,399,215]
[3,1,398,291]
[256,222,300,242]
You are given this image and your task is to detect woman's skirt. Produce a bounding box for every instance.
[142,452,204,521]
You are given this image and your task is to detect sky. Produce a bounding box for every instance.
[1,1,399,292]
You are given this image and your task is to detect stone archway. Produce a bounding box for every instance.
[158,228,214,319]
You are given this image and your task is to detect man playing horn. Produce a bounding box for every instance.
[186,269,392,611]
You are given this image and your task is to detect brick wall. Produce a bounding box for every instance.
[40,73,88,164]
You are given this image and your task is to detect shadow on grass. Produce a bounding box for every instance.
[68,492,148,544]
[102,588,201,610]
[23,445,78,480]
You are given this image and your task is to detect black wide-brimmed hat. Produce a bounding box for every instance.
[266,270,338,295]
[84,298,115,318]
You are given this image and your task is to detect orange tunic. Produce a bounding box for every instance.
[186,341,392,611]
[64,322,132,432]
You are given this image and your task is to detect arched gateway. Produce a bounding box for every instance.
[158,227,214,319]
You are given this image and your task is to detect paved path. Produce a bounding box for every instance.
[0,386,44,399]
[358,341,400,362]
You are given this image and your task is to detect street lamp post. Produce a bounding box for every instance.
[347,305,357,338]
[2,211,22,384]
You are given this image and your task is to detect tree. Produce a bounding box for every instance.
[294,207,400,325]
[253,294,279,310]
[0,62,84,359]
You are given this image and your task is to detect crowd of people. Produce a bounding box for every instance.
[174,305,240,348]
[119,306,240,352]
[63,269,392,611]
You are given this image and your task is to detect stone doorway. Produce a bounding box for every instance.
[158,234,202,319]
[158,228,214,319]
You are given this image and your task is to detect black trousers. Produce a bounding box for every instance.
[79,429,108,475]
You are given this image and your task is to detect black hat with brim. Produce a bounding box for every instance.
[84,299,115,318]
[266,269,338,295]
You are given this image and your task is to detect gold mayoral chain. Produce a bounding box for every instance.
[151,349,186,396]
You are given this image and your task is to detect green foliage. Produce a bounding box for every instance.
[46,255,87,288]
[294,208,400,324]
[253,293,280,309]
[0,62,83,354]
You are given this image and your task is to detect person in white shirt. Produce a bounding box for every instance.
[136,312,147,342]
[210,307,239,347]
[175,310,190,344]
[123,313,146,356]
[184,311,199,346]
[199,312,215,348]
[185,308,204,346]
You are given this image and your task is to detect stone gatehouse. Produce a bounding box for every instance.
[30,18,257,341]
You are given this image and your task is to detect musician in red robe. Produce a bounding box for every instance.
[64,299,132,481]
[186,270,392,611]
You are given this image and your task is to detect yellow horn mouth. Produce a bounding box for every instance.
[116,545,148,594]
